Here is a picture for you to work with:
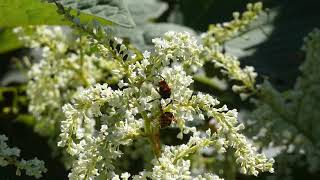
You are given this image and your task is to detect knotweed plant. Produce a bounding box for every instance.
[10,1,276,179]
[0,134,47,178]
[56,30,274,179]
[14,26,118,138]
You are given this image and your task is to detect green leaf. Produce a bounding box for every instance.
[0,0,127,27]
[112,23,195,51]
[1,70,28,86]
[125,0,167,25]
[106,0,170,50]
[0,28,23,53]
[0,0,62,27]
[16,114,36,127]
[0,0,135,52]
[58,0,135,28]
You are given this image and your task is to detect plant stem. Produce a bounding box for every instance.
[223,148,236,180]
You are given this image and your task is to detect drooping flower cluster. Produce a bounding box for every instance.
[200,2,262,98]
[201,48,257,98]
[202,2,263,45]
[0,134,47,178]
[246,29,320,176]
[58,31,274,179]
[14,26,117,137]
[136,129,224,180]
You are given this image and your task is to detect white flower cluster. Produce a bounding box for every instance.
[0,134,47,178]
[144,130,224,180]
[199,3,262,98]
[58,31,274,179]
[201,49,257,98]
[14,26,117,137]
[202,2,263,45]
[60,85,145,179]
[152,31,203,67]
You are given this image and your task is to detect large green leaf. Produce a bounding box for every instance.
[58,0,135,28]
[112,23,195,51]
[0,0,135,28]
[108,0,193,51]
[0,0,66,27]
[125,0,167,25]
[0,0,136,53]
[0,28,23,54]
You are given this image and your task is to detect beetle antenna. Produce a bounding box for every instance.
[159,74,166,81]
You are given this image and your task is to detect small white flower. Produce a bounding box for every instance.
[118,80,128,88]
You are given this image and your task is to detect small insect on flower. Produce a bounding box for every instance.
[158,78,171,99]
[148,76,172,104]
[159,104,175,128]
[160,111,175,128]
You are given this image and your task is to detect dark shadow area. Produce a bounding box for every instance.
[0,119,68,180]
[242,0,320,91]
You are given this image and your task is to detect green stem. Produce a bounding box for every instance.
[173,144,199,164]
[173,140,213,164]
[223,148,236,180]
[193,75,226,91]
[141,111,160,157]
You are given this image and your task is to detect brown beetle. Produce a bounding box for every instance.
[160,111,175,128]
[148,77,172,104]
[158,79,171,99]
[159,104,175,128]
[150,104,175,158]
